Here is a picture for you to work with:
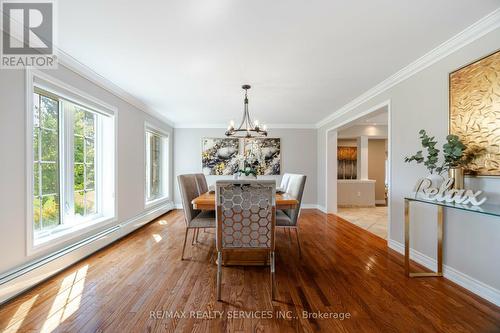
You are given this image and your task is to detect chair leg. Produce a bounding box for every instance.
[294,228,302,258]
[270,251,275,300]
[196,228,200,243]
[217,251,222,301]
[192,228,197,245]
[287,228,292,245]
[181,228,189,260]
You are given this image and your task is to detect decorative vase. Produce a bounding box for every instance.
[449,167,464,189]
[425,173,445,188]
[238,175,257,180]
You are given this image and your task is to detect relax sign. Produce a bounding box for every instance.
[414,177,487,206]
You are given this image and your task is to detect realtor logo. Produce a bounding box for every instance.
[1,0,57,68]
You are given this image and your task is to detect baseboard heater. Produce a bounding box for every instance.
[0,202,173,305]
[0,225,120,286]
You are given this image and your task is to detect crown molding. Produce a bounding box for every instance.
[174,123,317,129]
[56,50,175,128]
[315,8,500,128]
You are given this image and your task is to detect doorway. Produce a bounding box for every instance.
[325,101,391,240]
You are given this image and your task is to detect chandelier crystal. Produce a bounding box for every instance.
[225,85,268,138]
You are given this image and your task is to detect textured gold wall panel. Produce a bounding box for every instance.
[450,50,500,176]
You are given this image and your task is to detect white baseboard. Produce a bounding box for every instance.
[0,201,174,305]
[388,240,500,306]
[174,203,183,209]
[301,204,323,210]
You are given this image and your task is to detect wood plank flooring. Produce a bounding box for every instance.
[0,209,499,332]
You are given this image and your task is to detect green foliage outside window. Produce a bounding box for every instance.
[33,93,98,233]
[33,93,60,231]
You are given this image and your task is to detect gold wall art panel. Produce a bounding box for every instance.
[449,50,500,176]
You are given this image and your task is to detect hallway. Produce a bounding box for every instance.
[336,206,388,239]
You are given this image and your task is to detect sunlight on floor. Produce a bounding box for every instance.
[153,234,162,242]
[4,294,39,332]
[337,206,388,239]
[39,264,88,333]
[158,220,168,225]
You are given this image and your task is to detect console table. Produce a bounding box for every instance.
[404,196,500,278]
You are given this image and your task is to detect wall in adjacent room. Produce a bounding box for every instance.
[173,128,317,207]
[317,26,500,302]
[368,139,387,202]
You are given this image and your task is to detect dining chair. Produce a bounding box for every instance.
[194,173,209,194]
[279,173,291,192]
[178,174,216,260]
[276,174,306,257]
[215,180,276,301]
[194,173,210,237]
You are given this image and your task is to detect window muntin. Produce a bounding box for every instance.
[33,92,61,232]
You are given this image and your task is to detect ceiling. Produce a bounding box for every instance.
[352,107,388,126]
[57,1,499,127]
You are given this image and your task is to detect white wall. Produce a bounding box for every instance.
[173,128,317,206]
[0,65,173,275]
[317,27,500,300]
[337,180,375,207]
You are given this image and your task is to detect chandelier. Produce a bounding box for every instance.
[225,84,268,138]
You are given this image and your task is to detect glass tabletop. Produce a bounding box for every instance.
[405,196,500,218]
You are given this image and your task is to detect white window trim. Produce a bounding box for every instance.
[144,122,170,209]
[25,68,118,256]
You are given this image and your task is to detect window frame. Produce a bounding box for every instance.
[32,90,62,233]
[26,69,118,256]
[144,123,170,208]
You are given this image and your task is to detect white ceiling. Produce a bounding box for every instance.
[353,107,388,126]
[57,0,499,126]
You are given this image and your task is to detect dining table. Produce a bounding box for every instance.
[191,191,299,211]
[191,191,299,266]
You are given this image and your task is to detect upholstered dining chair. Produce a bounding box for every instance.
[215,180,276,301]
[178,174,215,260]
[279,173,291,192]
[194,173,209,194]
[276,174,306,257]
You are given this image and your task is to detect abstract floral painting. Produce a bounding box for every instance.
[243,138,281,175]
[450,50,500,176]
[337,146,357,179]
[201,138,240,175]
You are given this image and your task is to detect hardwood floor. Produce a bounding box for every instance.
[0,209,499,332]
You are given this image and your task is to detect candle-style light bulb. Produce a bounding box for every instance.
[263,124,267,131]
[254,120,259,128]
[229,120,235,129]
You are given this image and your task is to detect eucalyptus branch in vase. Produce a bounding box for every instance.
[405,130,479,190]
[404,130,441,174]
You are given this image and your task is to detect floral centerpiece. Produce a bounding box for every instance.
[234,141,266,179]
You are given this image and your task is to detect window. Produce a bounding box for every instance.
[145,127,169,205]
[73,106,97,217]
[33,92,60,231]
[29,71,116,251]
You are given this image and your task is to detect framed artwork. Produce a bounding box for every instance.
[337,146,357,179]
[201,138,240,175]
[243,138,281,175]
[449,50,500,176]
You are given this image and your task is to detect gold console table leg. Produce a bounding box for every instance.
[404,199,444,278]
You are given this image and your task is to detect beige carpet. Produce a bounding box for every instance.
[336,206,388,239]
